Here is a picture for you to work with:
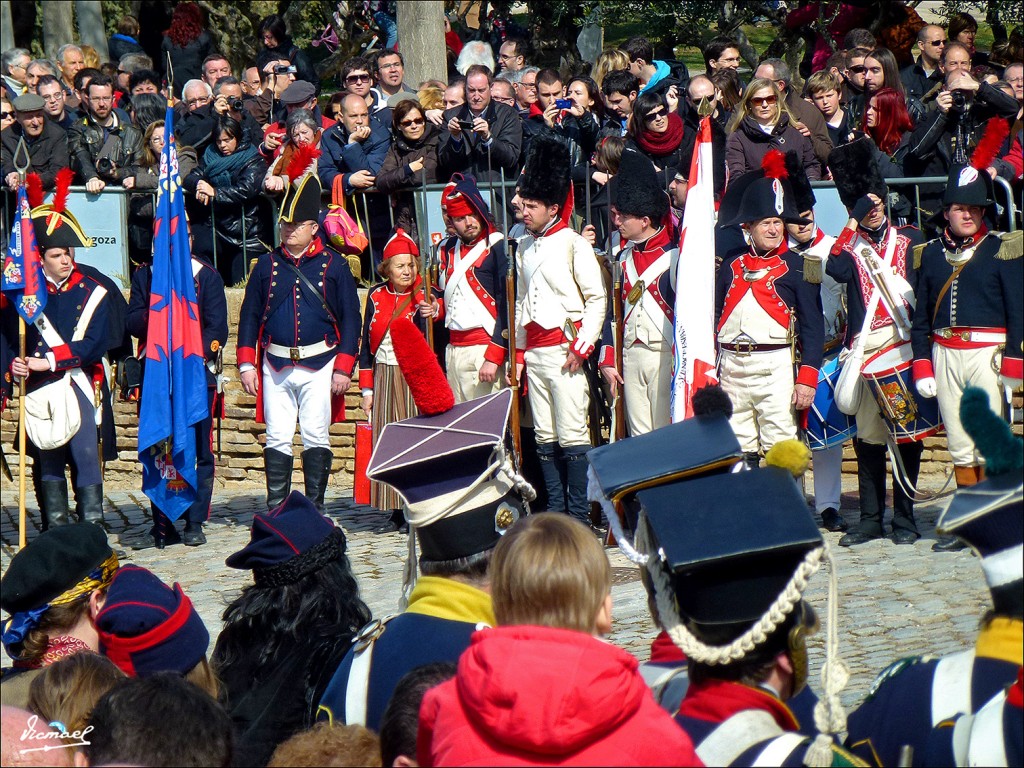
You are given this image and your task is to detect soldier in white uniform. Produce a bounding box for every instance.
[434,174,508,403]
[599,150,677,436]
[514,135,606,525]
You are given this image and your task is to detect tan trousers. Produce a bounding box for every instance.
[524,343,591,447]
[445,344,505,404]
[623,342,673,436]
[934,343,1003,466]
[719,347,797,454]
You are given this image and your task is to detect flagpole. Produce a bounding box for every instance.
[18,317,26,549]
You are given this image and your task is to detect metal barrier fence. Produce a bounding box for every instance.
[3,174,1018,290]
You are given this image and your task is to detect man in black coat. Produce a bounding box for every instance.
[439,65,523,185]
[1,94,69,191]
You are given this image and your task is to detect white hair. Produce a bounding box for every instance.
[56,44,83,65]
[182,79,212,99]
[455,41,495,76]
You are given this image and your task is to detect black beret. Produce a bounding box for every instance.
[1,524,113,614]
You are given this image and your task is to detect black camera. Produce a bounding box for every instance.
[273,64,297,75]
[950,89,972,114]
[457,119,475,131]
[228,97,244,111]
[96,157,115,175]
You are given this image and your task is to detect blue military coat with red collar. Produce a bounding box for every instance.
[715,240,825,388]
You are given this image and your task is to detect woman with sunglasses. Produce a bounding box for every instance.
[376,99,441,237]
[725,77,819,182]
[627,91,688,186]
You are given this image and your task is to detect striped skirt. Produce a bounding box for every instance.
[369,363,419,511]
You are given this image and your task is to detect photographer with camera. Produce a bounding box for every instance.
[244,59,295,129]
[905,41,1018,229]
[176,76,263,155]
[68,73,142,194]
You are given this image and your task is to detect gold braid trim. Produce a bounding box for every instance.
[49,552,119,607]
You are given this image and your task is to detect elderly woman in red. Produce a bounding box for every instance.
[358,229,435,523]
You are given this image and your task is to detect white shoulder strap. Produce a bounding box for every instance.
[750,732,807,767]
[697,709,785,766]
[72,285,107,342]
[931,649,976,726]
[344,640,374,726]
[963,691,1009,767]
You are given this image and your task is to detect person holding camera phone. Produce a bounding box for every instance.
[905,41,1018,231]
[519,68,583,170]
[439,64,522,185]
[68,73,142,193]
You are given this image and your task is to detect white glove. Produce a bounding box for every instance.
[999,376,1023,392]
[916,377,937,398]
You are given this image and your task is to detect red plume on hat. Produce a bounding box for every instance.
[26,172,44,209]
[390,317,455,415]
[284,143,321,183]
[51,167,74,214]
[970,119,1009,172]
[761,149,788,180]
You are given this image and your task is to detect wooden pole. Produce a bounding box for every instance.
[18,317,26,550]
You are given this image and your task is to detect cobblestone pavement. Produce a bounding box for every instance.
[1,471,991,712]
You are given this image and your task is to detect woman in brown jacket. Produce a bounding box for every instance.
[376,99,441,238]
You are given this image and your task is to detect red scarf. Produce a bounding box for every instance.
[941,224,988,252]
[678,678,800,731]
[636,112,685,156]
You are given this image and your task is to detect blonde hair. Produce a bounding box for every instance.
[27,652,125,744]
[417,84,444,112]
[804,70,842,96]
[268,723,381,767]
[491,513,611,633]
[79,45,102,70]
[592,49,630,89]
[184,656,220,700]
[727,77,797,133]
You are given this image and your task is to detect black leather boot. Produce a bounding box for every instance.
[76,484,105,527]
[302,447,334,510]
[840,440,886,546]
[40,479,71,529]
[264,448,293,509]
[563,445,592,525]
[536,442,566,513]
[891,441,923,544]
[744,452,761,470]
[152,508,182,549]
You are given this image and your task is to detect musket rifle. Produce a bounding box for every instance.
[505,239,522,463]
[214,345,224,461]
[418,168,435,352]
[610,261,626,442]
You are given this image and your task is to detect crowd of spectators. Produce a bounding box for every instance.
[3,5,1018,286]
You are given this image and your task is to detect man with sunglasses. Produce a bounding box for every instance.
[841,47,871,127]
[342,56,388,118]
[900,24,946,104]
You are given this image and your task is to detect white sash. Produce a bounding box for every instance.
[624,250,673,335]
[850,228,913,338]
[35,284,108,406]
[931,649,976,726]
[751,733,806,766]
[696,709,785,766]
[442,232,503,336]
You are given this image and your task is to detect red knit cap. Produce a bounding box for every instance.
[382,228,420,261]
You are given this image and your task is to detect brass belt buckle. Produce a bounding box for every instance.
[289,347,301,362]
[937,328,953,340]
[736,340,754,357]
[959,330,972,342]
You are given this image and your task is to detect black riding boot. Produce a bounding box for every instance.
[891,441,923,542]
[76,484,105,527]
[264,448,293,509]
[152,508,182,549]
[40,479,70,529]
[302,448,334,510]
[536,442,566,513]
[840,440,886,545]
[563,445,592,525]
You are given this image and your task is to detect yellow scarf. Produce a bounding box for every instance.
[404,575,495,626]
[976,616,1023,665]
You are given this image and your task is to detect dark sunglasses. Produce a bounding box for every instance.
[0,111,14,119]
[346,73,371,83]
[848,65,867,74]
[749,95,778,106]
[644,107,667,122]
[399,116,425,127]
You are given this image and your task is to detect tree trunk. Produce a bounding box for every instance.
[397,0,447,88]
[0,1,13,51]
[76,0,108,60]
[42,0,77,60]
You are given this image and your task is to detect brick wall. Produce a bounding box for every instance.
[2,288,1013,492]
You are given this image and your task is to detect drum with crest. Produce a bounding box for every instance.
[806,352,857,450]
[860,342,943,443]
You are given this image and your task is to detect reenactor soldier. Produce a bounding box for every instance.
[910,121,1023,551]
[826,138,926,547]
[715,150,824,469]
[126,236,228,548]
[846,387,1023,766]
[599,150,677,436]
[513,134,606,526]
[237,175,360,510]
[435,173,509,403]
[4,194,112,528]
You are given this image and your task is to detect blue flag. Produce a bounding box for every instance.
[1,185,47,324]
[138,105,209,521]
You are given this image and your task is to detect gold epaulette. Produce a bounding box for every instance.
[912,243,928,270]
[803,254,822,284]
[996,230,1023,261]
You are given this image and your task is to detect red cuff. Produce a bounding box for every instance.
[912,359,935,381]
[597,345,615,369]
[358,368,373,389]
[1001,356,1023,380]
[237,346,257,367]
[484,343,506,365]
[796,365,818,389]
[434,298,446,320]
[515,349,525,365]
[571,337,594,359]
[830,226,856,257]
[333,353,356,376]
[51,344,72,363]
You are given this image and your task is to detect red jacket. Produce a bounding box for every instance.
[418,625,702,767]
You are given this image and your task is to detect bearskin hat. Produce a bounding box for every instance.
[518,134,571,209]
[827,137,888,210]
[611,148,669,224]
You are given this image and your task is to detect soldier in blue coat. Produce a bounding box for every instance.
[237,174,360,510]
[5,202,111,528]
[126,246,228,547]
[845,387,1023,767]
